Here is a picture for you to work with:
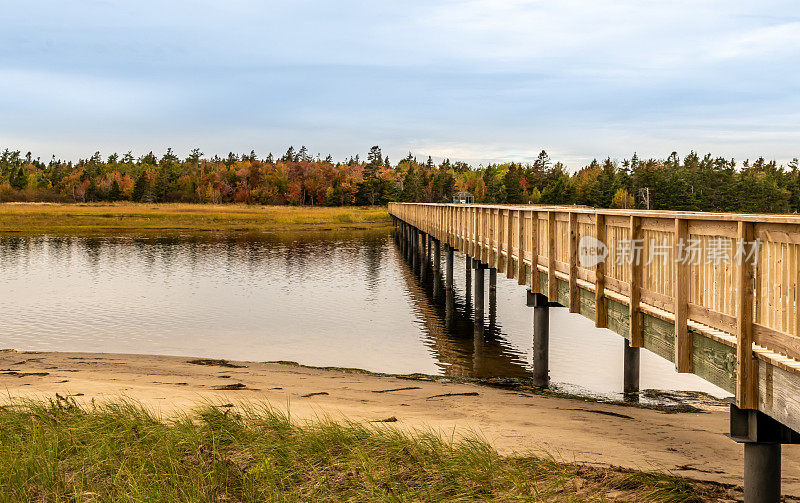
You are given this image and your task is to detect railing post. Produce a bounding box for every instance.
[481,208,489,264]
[568,211,579,313]
[629,215,643,347]
[674,218,692,373]
[595,213,607,328]
[516,210,527,286]
[530,212,540,292]
[505,209,514,277]
[737,220,757,409]
[494,208,501,269]
[471,207,478,258]
[547,212,557,301]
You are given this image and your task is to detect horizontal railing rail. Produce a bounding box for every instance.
[389,202,800,413]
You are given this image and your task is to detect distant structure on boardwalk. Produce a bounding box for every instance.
[452,192,474,204]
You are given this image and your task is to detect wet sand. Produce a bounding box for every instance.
[2,349,799,495]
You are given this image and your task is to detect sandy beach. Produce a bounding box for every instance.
[2,349,799,496]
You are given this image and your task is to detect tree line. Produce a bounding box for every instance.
[1,146,798,213]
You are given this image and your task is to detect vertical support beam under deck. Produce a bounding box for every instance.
[674,218,692,373]
[465,256,473,307]
[744,443,781,503]
[737,220,758,409]
[623,338,640,400]
[528,291,550,388]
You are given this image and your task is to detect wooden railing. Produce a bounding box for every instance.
[389,202,800,415]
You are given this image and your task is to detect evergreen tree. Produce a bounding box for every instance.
[109,179,122,201]
[132,172,148,202]
[503,163,524,204]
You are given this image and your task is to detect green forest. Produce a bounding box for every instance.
[1,146,798,213]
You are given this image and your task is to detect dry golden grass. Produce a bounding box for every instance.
[0,203,391,234]
[0,398,733,502]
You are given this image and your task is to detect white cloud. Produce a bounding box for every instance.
[710,22,800,60]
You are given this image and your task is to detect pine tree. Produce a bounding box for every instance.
[109,179,122,201]
[504,163,524,203]
[133,172,148,202]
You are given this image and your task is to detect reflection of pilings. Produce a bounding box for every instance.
[445,245,454,290]
[489,284,497,328]
[474,263,485,322]
[473,320,485,374]
[393,237,532,379]
[490,268,497,291]
[445,288,455,330]
[412,229,419,272]
[405,225,411,258]
[623,339,640,401]
[405,224,410,257]
[433,239,441,272]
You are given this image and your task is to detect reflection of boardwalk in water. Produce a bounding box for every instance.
[393,233,532,379]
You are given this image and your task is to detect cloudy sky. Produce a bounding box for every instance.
[2,1,799,168]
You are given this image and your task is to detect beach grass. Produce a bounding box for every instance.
[0,398,727,502]
[0,203,391,234]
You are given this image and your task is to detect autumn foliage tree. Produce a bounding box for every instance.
[0,146,798,213]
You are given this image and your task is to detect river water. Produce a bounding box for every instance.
[0,230,729,400]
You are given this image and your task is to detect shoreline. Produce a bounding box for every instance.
[3,349,800,495]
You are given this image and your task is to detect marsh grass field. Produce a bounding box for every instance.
[0,203,391,234]
[0,398,732,503]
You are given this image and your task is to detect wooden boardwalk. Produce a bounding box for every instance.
[390,202,800,500]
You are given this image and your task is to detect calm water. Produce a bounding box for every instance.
[0,230,728,400]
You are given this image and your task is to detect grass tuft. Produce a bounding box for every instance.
[0,398,732,502]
